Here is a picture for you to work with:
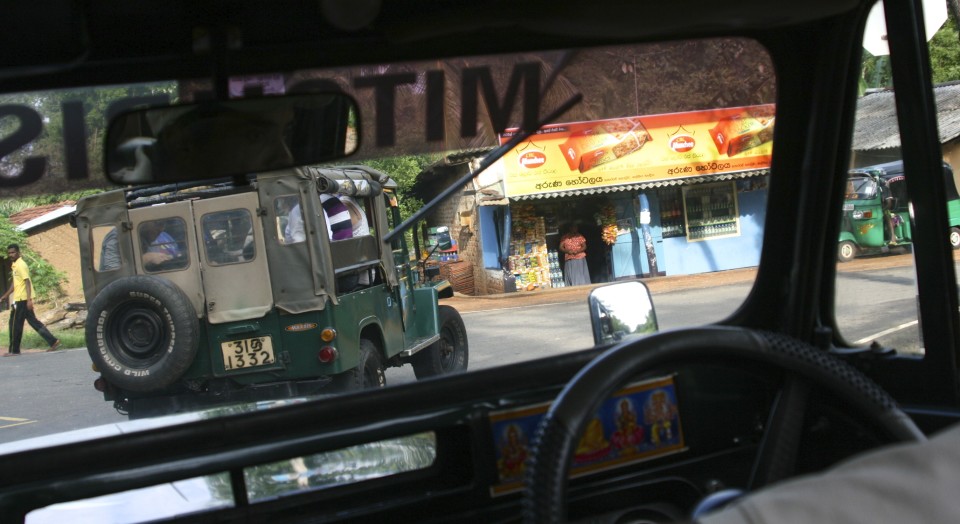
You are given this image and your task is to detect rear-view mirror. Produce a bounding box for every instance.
[105,94,358,184]
[588,281,659,345]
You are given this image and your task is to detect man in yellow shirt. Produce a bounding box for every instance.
[1,244,60,356]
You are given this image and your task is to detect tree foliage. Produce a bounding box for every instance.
[929,14,960,84]
[862,10,960,90]
[0,83,175,197]
[0,218,65,302]
[361,155,440,221]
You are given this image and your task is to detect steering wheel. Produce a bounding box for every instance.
[521,326,925,523]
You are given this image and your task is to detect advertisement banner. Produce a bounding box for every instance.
[499,104,774,198]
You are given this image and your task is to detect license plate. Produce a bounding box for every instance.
[221,336,275,370]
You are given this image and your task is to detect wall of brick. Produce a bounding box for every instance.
[423,180,476,294]
[419,156,514,296]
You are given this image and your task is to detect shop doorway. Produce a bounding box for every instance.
[578,220,607,284]
[554,197,614,285]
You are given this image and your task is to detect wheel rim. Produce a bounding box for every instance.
[363,355,385,387]
[438,327,458,371]
[107,302,168,362]
[951,231,960,248]
[840,243,854,259]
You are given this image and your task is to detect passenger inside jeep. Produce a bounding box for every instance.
[202,210,256,264]
[139,218,188,272]
[97,227,121,272]
[323,193,361,293]
[342,196,375,287]
[275,192,379,293]
[277,196,305,245]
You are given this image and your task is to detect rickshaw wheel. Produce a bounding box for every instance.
[838,240,857,262]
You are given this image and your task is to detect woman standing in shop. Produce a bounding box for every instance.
[560,223,591,286]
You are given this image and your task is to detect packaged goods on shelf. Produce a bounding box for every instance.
[548,250,565,287]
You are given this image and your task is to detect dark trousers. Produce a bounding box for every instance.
[8,301,57,354]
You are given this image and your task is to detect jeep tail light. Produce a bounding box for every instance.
[94,377,107,392]
[321,328,337,342]
[318,346,339,363]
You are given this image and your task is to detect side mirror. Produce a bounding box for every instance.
[425,226,452,252]
[588,281,658,346]
[436,231,453,251]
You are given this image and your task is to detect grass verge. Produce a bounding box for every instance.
[0,327,84,351]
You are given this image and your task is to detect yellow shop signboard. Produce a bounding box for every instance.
[499,104,774,198]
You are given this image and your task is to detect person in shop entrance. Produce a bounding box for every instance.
[560,223,591,286]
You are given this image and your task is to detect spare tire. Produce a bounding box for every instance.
[86,276,200,392]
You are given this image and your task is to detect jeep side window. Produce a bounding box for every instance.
[202,209,255,265]
[321,194,353,241]
[276,195,305,245]
[93,226,121,272]
[341,196,371,239]
[138,218,189,272]
[341,195,378,287]
[384,191,402,250]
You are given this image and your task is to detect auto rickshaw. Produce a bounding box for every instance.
[838,160,960,262]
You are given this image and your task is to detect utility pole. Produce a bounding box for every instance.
[949,0,960,43]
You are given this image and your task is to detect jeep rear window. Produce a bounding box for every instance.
[138,218,189,272]
[202,209,256,265]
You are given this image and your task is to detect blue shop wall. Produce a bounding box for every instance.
[661,186,767,275]
[610,194,665,278]
[479,205,502,269]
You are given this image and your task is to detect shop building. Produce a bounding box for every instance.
[416,106,774,295]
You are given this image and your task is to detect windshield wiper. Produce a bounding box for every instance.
[383,51,582,244]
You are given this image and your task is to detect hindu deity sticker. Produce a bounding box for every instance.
[487,375,685,496]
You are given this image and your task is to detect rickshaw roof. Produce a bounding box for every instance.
[849,160,958,198]
[849,160,906,181]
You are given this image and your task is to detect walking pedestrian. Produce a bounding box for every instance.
[1,244,60,356]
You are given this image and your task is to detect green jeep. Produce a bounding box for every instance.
[72,165,468,417]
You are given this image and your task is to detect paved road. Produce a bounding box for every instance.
[0,251,941,443]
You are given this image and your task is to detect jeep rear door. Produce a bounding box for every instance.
[193,193,274,323]
[130,201,204,314]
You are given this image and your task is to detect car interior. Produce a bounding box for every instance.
[2,0,960,523]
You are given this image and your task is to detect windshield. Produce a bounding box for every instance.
[846,175,879,200]
[1,38,775,519]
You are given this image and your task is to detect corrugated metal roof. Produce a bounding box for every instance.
[9,202,76,231]
[511,169,769,200]
[853,83,960,151]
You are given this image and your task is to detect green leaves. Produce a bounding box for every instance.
[363,155,438,221]
[0,217,66,302]
[929,15,960,84]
